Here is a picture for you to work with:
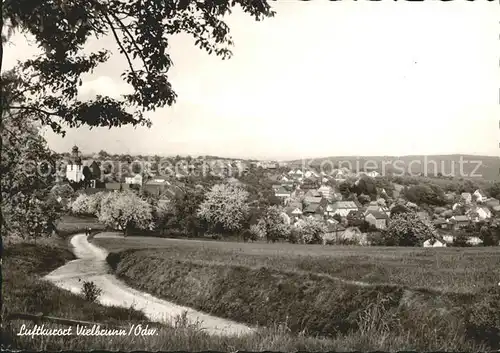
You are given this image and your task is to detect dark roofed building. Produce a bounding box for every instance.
[452,215,470,230]
[365,210,389,229]
[303,203,323,215]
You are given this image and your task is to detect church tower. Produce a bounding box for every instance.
[66,145,84,182]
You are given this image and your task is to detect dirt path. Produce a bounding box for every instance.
[44,233,254,336]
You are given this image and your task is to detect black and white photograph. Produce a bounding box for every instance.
[1,0,500,351]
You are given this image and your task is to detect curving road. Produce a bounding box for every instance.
[44,233,254,336]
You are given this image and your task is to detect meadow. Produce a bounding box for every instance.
[100,233,500,351]
[3,240,367,351]
[3,218,358,351]
[95,233,500,293]
[4,218,499,351]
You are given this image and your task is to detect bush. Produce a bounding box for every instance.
[81,280,103,303]
[241,229,258,242]
[287,228,301,244]
[464,286,500,347]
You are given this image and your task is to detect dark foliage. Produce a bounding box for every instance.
[3,0,274,133]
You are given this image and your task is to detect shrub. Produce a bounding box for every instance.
[464,286,500,347]
[382,212,437,246]
[258,206,290,242]
[241,229,258,242]
[294,218,327,244]
[249,224,265,240]
[81,280,103,303]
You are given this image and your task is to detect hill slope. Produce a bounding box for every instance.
[288,155,500,181]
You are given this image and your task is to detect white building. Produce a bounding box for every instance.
[125,173,143,185]
[66,145,84,182]
[423,238,447,248]
[473,189,488,203]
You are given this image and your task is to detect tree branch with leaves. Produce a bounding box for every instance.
[2,0,274,134]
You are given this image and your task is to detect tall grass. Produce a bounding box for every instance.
[96,234,500,293]
[108,249,500,351]
[8,240,485,352]
[4,217,498,352]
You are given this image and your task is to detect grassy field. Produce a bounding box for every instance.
[94,233,500,293]
[98,233,500,351]
[6,236,468,351]
[13,217,490,351]
[54,215,106,238]
[6,216,498,351]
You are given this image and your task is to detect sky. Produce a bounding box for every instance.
[4,1,500,160]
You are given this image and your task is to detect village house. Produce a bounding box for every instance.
[364,201,390,216]
[288,200,303,209]
[279,175,291,183]
[466,206,492,222]
[442,234,455,244]
[423,237,447,248]
[105,182,130,192]
[473,189,488,203]
[146,175,171,184]
[346,209,365,224]
[66,146,84,183]
[417,211,431,222]
[285,205,303,220]
[288,169,304,177]
[332,169,347,182]
[275,186,292,199]
[433,218,453,230]
[324,204,336,218]
[272,184,282,192]
[328,201,359,217]
[451,215,470,230]
[485,198,500,208]
[317,185,334,200]
[327,218,339,225]
[364,210,389,229]
[301,177,320,190]
[304,189,322,197]
[303,203,324,217]
[160,184,185,200]
[307,213,324,221]
[142,178,170,196]
[303,195,323,205]
[124,173,143,185]
[303,170,319,178]
[366,171,380,178]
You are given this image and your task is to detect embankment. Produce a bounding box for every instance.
[107,248,500,349]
